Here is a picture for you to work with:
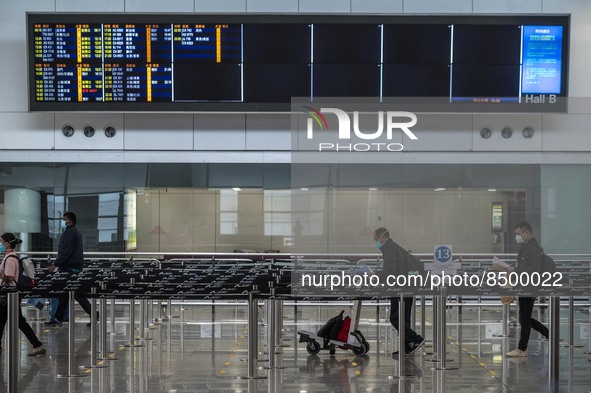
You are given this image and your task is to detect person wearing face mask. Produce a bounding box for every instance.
[0,233,46,356]
[373,227,425,356]
[505,221,549,357]
[45,211,94,327]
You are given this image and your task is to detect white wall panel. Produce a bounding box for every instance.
[194,114,246,150]
[403,114,473,151]
[124,0,194,12]
[567,98,591,115]
[246,114,291,151]
[299,0,351,13]
[54,113,124,150]
[402,0,472,13]
[0,0,54,31]
[352,0,403,13]
[0,112,54,149]
[124,114,193,150]
[541,114,591,152]
[543,0,591,99]
[56,0,124,12]
[0,40,27,112]
[0,1,54,112]
[473,0,542,13]
[0,0,589,161]
[195,0,247,12]
[472,114,543,151]
[245,0,299,12]
[0,1,54,38]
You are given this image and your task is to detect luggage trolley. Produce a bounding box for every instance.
[298,300,370,357]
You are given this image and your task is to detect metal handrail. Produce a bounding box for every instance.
[20,251,591,258]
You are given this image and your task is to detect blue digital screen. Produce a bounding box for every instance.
[521,25,563,94]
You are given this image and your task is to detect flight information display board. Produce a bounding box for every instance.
[521,25,563,94]
[28,14,570,112]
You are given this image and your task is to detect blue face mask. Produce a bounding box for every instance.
[60,220,68,230]
[374,232,386,249]
[0,244,5,253]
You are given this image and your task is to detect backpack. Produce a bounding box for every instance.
[392,242,425,276]
[541,250,556,273]
[8,255,37,290]
[317,310,344,347]
[406,251,426,276]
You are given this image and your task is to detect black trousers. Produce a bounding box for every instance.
[390,297,422,347]
[518,297,549,351]
[54,291,92,322]
[0,298,43,349]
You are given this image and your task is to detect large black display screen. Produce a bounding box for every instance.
[28,14,569,112]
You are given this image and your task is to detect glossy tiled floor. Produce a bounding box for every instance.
[1,300,590,393]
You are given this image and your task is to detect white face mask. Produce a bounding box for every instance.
[515,234,524,244]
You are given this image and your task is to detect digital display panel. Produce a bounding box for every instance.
[382,24,451,64]
[521,25,563,94]
[492,202,503,231]
[382,64,450,97]
[453,25,521,65]
[243,24,311,64]
[452,65,521,100]
[313,64,381,98]
[313,24,381,64]
[28,14,570,112]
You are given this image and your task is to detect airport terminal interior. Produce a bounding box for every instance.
[1,296,591,393]
[2,0,591,392]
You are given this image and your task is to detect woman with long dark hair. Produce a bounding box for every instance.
[0,232,46,355]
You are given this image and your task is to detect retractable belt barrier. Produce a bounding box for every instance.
[2,254,590,389]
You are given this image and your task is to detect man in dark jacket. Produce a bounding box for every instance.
[505,221,549,357]
[45,211,93,326]
[374,227,425,355]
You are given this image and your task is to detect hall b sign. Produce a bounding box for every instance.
[304,107,418,152]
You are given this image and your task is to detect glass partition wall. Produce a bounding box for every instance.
[0,162,589,255]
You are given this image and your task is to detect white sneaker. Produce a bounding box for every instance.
[505,348,527,357]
